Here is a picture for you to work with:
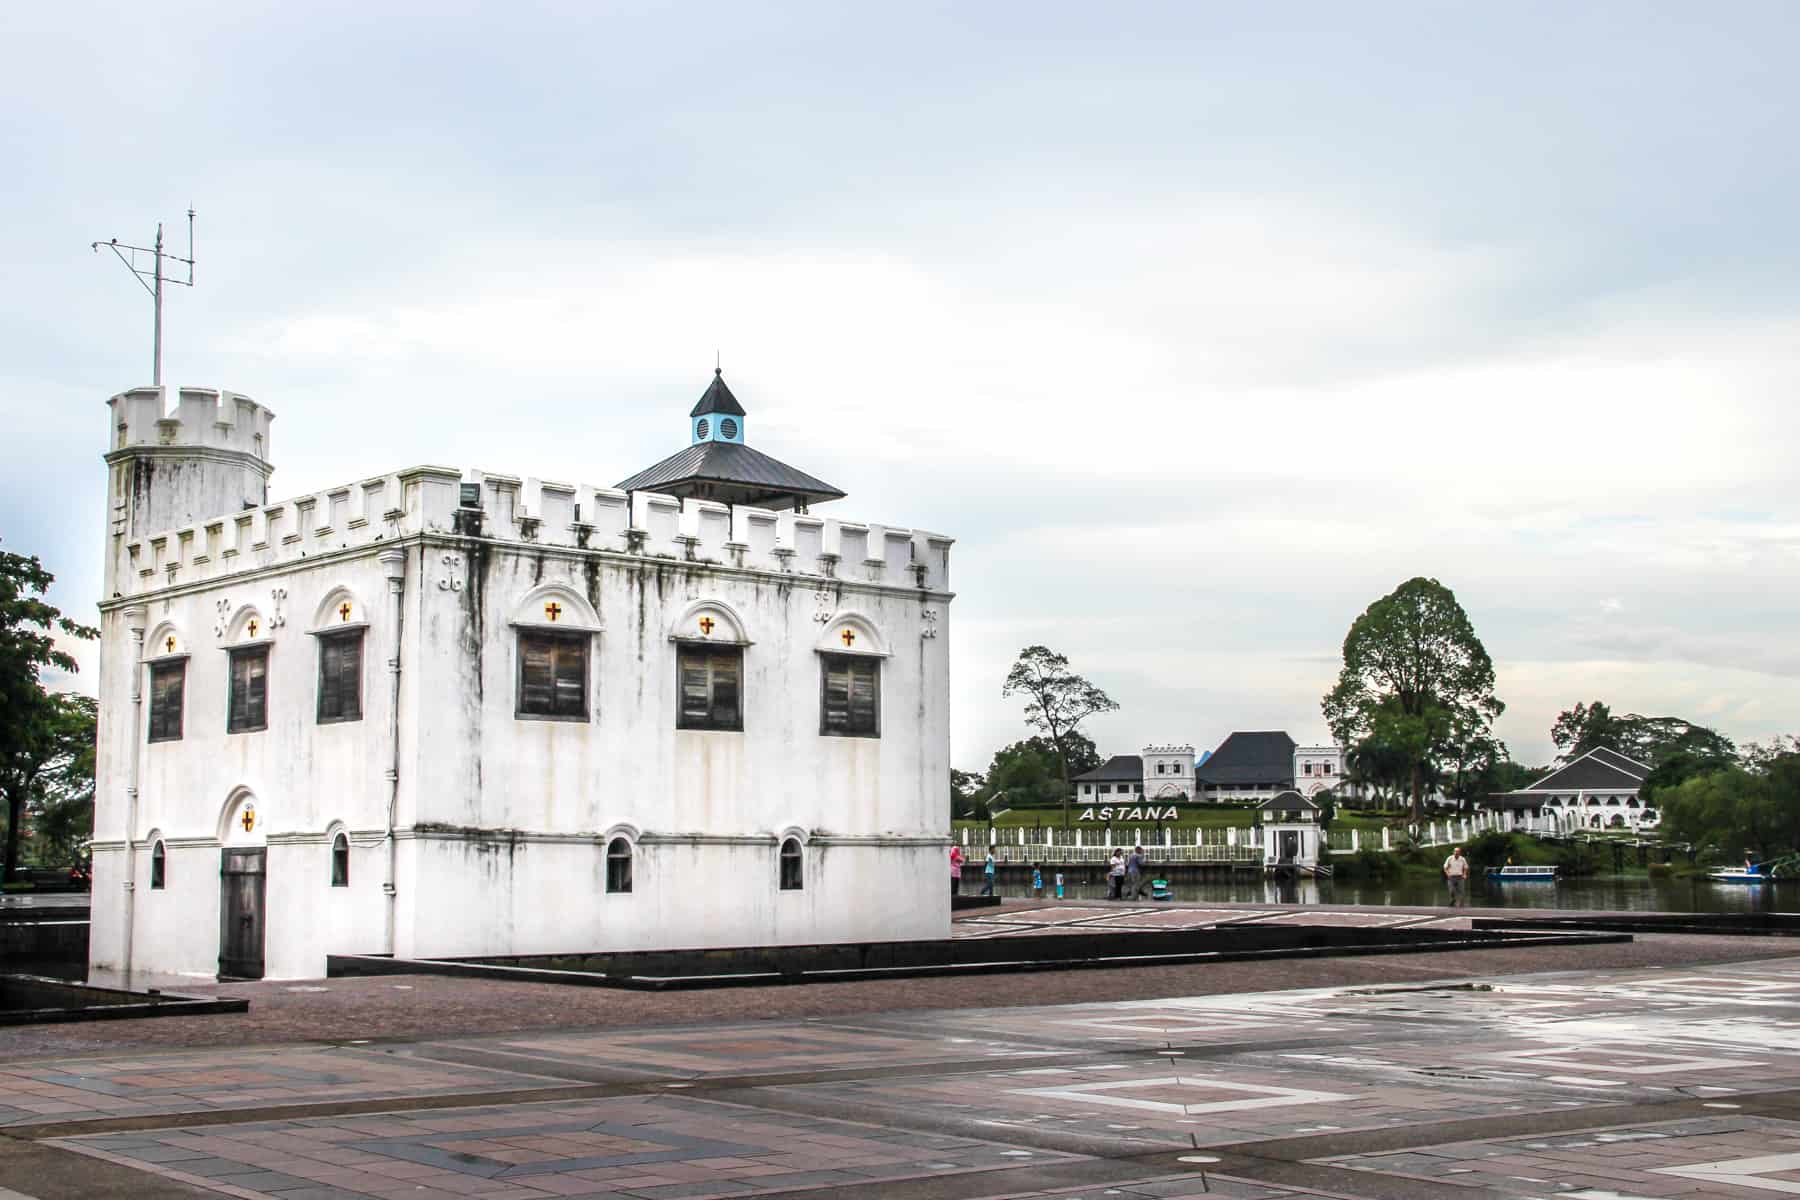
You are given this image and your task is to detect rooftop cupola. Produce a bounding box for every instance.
[618,369,845,512]
[690,369,747,445]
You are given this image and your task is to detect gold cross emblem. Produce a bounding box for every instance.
[247,619,258,638]
[699,616,715,635]
[545,601,561,621]
[840,628,856,647]
[240,808,255,833]
[339,602,352,621]
[165,635,175,653]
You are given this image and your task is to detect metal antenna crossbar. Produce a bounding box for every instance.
[91,209,196,386]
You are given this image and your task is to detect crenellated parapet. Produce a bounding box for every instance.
[107,464,952,602]
[108,386,274,459]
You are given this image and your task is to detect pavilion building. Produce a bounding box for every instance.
[89,370,954,987]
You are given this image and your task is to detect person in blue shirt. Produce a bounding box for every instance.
[980,847,996,896]
[1031,863,1044,898]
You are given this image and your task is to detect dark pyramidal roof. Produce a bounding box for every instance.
[616,441,846,510]
[1518,747,1649,793]
[1196,731,1297,787]
[1073,755,1143,783]
[618,371,844,512]
[1260,789,1319,812]
[689,369,747,418]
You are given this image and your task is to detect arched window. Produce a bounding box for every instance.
[150,840,166,890]
[779,837,804,891]
[606,837,633,894]
[331,833,349,887]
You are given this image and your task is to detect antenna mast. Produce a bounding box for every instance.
[91,209,196,386]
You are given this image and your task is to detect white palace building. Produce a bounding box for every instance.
[90,372,954,986]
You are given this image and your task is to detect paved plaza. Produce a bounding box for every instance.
[5,904,1800,1197]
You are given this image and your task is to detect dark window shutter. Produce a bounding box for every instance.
[343,631,363,719]
[822,660,850,731]
[820,654,878,737]
[149,662,185,742]
[228,652,248,731]
[319,638,343,719]
[246,649,267,727]
[709,652,739,727]
[518,631,586,718]
[680,652,711,723]
[848,660,878,734]
[678,646,743,730]
[551,639,585,716]
[520,636,554,714]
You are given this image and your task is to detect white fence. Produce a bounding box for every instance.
[957,809,1513,864]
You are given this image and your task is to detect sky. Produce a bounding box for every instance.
[3,1,1797,771]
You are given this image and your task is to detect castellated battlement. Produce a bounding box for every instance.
[108,386,275,460]
[110,464,952,601]
[1142,744,1196,756]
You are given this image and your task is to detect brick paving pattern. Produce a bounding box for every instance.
[8,906,1800,1198]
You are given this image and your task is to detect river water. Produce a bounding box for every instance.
[995,874,1800,912]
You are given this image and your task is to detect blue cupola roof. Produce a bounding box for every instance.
[690,370,747,444]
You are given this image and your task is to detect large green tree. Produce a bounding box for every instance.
[1656,751,1800,861]
[0,547,99,884]
[979,733,1103,812]
[1551,699,1736,769]
[1322,577,1504,824]
[1001,647,1118,827]
[26,693,97,867]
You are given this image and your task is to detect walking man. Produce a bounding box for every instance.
[1125,845,1148,900]
[1443,845,1470,907]
[980,846,997,897]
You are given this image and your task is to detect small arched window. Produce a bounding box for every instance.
[150,840,166,890]
[330,833,349,887]
[606,837,633,894]
[779,837,804,891]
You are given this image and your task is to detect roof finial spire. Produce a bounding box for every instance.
[715,349,720,375]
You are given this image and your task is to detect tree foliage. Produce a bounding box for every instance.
[0,547,98,882]
[1322,578,1503,823]
[1551,699,1737,769]
[974,733,1103,813]
[1001,646,1118,825]
[21,693,96,868]
[1655,749,1800,861]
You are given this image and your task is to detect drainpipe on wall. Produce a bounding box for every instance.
[378,549,406,957]
[121,606,147,988]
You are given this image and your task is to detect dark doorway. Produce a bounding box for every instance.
[219,848,267,980]
[1279,831,1299,864]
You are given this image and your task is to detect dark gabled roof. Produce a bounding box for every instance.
[616,440,846,510]
[1523,748,1647,794]
[1074,755,1143,784]
[689,369,747,418]
[1260,789,1319,812]
[1195,731,1297,786]
[1587,746,1650,780]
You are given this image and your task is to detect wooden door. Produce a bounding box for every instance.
[219,848,267,979]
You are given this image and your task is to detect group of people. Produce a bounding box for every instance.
[949,844,1151,900]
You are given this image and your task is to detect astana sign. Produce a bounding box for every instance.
[1076,804,1182,822]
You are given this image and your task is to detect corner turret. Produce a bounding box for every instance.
[103,386,274,596]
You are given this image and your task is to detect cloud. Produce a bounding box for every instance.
[4,2,1799,776]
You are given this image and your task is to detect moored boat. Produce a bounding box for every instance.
[1708,865,1770,884]
[1485,864,1558,882]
